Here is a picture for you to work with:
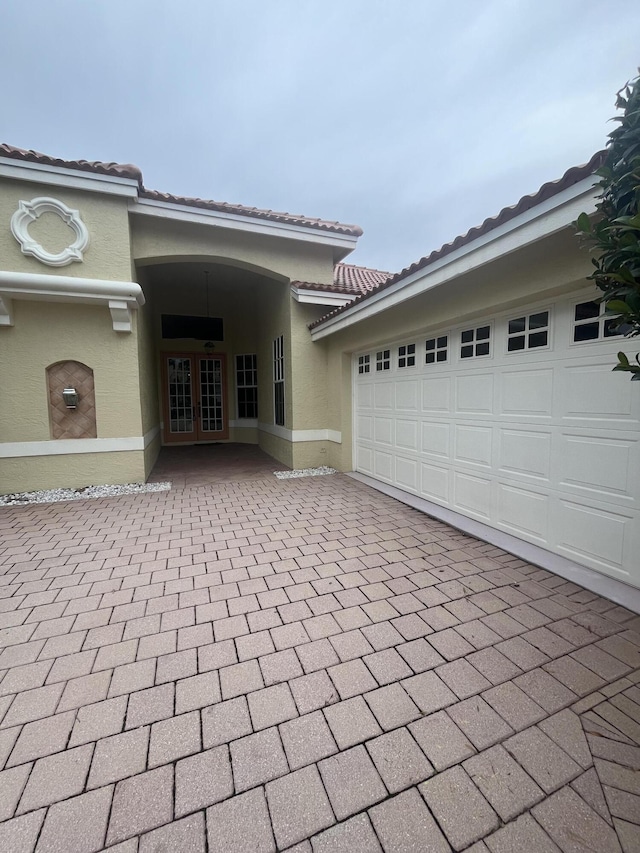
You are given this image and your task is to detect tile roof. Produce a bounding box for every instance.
[309,150,607,330]
[292,263,390,296]
[0,143,363,238]
[0,142,143,183]
[139,189,363,237]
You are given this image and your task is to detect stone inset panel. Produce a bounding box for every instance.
[47,360,97,439]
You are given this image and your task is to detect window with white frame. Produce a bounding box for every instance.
[236,354,258,419]
[573,300,623,342]
[398,344,416,368]
[358,355,370,374]
[273,336,285,426]
[507,311,550,351]
[460,325,491,358]
[425,335,448,364]
[376,349,391,371]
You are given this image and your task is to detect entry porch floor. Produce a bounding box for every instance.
[148,442,288,488]
[0,472,638,852]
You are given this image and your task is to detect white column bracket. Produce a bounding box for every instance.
[0,294,14,326]
[108,300,133,333]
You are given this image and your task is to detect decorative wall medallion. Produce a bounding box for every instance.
[10,197,90,266]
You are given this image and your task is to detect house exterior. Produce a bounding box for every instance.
[1,144,638,592]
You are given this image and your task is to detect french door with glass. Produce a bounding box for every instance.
[162,353,229,442]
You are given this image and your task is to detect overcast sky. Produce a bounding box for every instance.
[2,1,640,273]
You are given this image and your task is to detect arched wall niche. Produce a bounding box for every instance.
[46,360,97,439]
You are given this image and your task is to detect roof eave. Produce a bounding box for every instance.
[129,195,361,253]
[310,174,600,340]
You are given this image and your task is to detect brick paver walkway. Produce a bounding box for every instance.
[0,473,639,852]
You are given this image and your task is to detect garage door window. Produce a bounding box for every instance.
[426,336,448,364]
[358,355,370,374]
[461,325,491,358]
[398,344,416,368]
[376,350,391,371]
[573,301,621,342]
[507,311,549,351]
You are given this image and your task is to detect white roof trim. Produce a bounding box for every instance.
[0,270,144,333]
[291,285,353,307]
[130,196,359,252]
[0,157,139,198]
[311,176,600,340]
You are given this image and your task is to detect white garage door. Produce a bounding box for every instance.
[354,291,640,589]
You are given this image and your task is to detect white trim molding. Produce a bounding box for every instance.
[0,156,139,198]
[0,270,144,332]
[11,197,90,267]
[311,176,600,340]
[0,435,144,458]
[258,423,341,443]
[291,286,353,308]
[143,425,161,448]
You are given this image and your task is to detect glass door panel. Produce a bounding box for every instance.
[198,357,225,436]
[166,356,196,441]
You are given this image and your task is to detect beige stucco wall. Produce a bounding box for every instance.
[258,430,293,469]
[132,216,335,285]
[0,451,146,494]
[0,178,133,281]
[0,301,142,443]
[321,228,596,471]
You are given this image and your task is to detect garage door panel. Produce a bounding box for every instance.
[357,383,373,409]
[497,483,548,542]
[374,382,394,410]
[396,455,418,491]
[421,461,450,503]
[560,364,637,424]
[422,376,451,413]
[396,419,418,451]
[455,374,494,415]
[421,421,450,459]
[374,449,393,480]
[555,498,630,577]
[498,428,551,480]
[356,415,373,441]
[374,417,394,445]
[453,471,492,519]
[500,368,553,418]
[454,425,492,467]
[395,380,419,411]
[559,434,635,499]
[356,445,373,475]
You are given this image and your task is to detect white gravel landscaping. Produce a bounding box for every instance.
[0,481,171,507]
[274,466,337,480]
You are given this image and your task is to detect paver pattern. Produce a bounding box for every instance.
[0,469,639,852]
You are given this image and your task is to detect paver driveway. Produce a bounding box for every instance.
[0,473,639,852]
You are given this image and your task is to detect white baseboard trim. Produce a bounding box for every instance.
[348,471,640,614]
[258,423,341,443]
[0,426,160,458]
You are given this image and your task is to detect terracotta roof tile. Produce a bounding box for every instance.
[309,151,606,331]
[0,142,143,183]
[292,263,390,296]
[139,188,363,237]
[0,143,362,238]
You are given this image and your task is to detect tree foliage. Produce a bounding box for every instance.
[575,72,640,379]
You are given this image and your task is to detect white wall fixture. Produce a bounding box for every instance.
[10,197,90,266]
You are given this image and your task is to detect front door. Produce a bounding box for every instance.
[162,352,229,443]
